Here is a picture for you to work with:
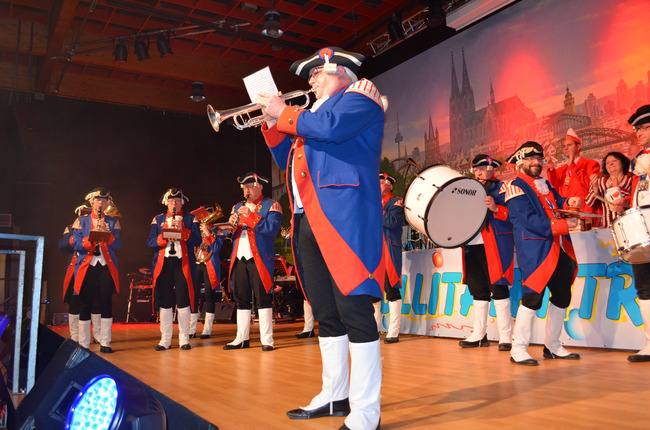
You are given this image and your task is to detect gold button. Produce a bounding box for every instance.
[369,273,374,279]
[294,107,300,112]
[297,154,302,159]
[301,172,306,178]
[288,118,293,124]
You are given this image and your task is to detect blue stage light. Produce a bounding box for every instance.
[64,374,167,430]
[65,375,118,430]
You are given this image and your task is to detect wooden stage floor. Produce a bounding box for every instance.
[49,321,650,429]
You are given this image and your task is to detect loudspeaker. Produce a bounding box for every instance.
[15,336,218,429]
[214,302,235,323]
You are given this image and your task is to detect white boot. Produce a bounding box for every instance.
[201,312,215,338]
[99,318,113,353]
[299,300,314,334]
[510,305,538,365]
[177,306,191,349]
[373,301,382,332]
[343,340,382,430]
[224,309,251,349]
[156,307,173,350]
[494,298,514,351]
[459,300,490,347]
[629,299,650,362]
[544,303,580,359]
[385,300,402,343]
[91,313,101,344]
[68,314,80,342]
[189,312,200,338]
[78,319,91,348]
[259,308,274,351]
[296,335,350,414]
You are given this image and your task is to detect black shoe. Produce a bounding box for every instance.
[180,344,191,350]
[628,353,650,362]
[498,343,512,351]
[543,346,580,359]
[155,345,170,351]
[459,334,490,348]
[93,337,100,344]
[262,345,274,351]
[223,340,250,350]
[99,346,113,353]
[384,337,399,344]
[200,334,211,339]
[295,330,315,339]
[287,398,350,420]
[188,333,196,339]
[510,356,539,366]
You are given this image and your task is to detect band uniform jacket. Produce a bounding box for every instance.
[228,196,282,294]
[59,225,77,301]
[547,156,600,213]
[198,226,225,291]
[481,180,515,286]
[72,214,121,295]
[148,212,201,310]
[627,148,650,208]
[382,193,404,290]
[262,79,386,298]
[501,171,577,294]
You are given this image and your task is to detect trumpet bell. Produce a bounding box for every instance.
[207,105,222,132]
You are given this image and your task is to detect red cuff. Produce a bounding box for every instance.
[241,212,261,228]
[276,106,305,135]
[550,218,569,236]
[157,234,167,247]
[261,122,287,148]
[494,205,508,221]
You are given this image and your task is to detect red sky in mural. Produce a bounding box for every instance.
[374,0,650,170]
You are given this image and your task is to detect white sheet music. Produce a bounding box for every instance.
[243,67,278,104]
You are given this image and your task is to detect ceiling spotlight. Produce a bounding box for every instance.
[134,38,150,61]
[262,9,283,38]
[156,33,173,57]
[189,81,206,103]
[114,41,128,62]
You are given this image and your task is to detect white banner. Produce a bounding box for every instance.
[378,228,645,350]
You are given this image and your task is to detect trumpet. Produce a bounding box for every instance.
[207,89,313,132]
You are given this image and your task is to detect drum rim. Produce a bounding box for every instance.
[405,173,488,248]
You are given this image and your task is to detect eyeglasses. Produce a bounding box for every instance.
[308,66,324,80]
[633,124,650,133]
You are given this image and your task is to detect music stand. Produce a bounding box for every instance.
[88,230,111,243]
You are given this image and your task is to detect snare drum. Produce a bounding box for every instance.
[611,206,650,264]
[404,165,488,248]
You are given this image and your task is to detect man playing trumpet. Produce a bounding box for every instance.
[72,188,121,353]
[257,47,386,430]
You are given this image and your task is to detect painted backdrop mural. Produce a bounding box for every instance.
[374,0,649,178]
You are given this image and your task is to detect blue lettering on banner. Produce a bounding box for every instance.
[605,262,640,325]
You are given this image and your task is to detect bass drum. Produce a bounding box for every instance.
[404,165,488,248]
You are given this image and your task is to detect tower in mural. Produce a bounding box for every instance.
[448,48,537,157]
[564,84,576,114]
[395,110,403,159]
[424,114,440,166]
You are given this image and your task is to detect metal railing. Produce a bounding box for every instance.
[0,233,45,395]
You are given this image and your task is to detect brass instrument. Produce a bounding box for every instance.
[104,201,121,218]
[195,204,225,264]
[206,89,313,132]
[280,226,291,240]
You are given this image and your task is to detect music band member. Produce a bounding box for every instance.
[148,188,201,351]
[546,128,600,214]
[459,155,514,351]
[258,47,386,429]
[72,188,121,353]
[224,173,282,351]
[191,209,225,339]
[625,104,650,362]
[373,173,404,344]
[502,142,581,366]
